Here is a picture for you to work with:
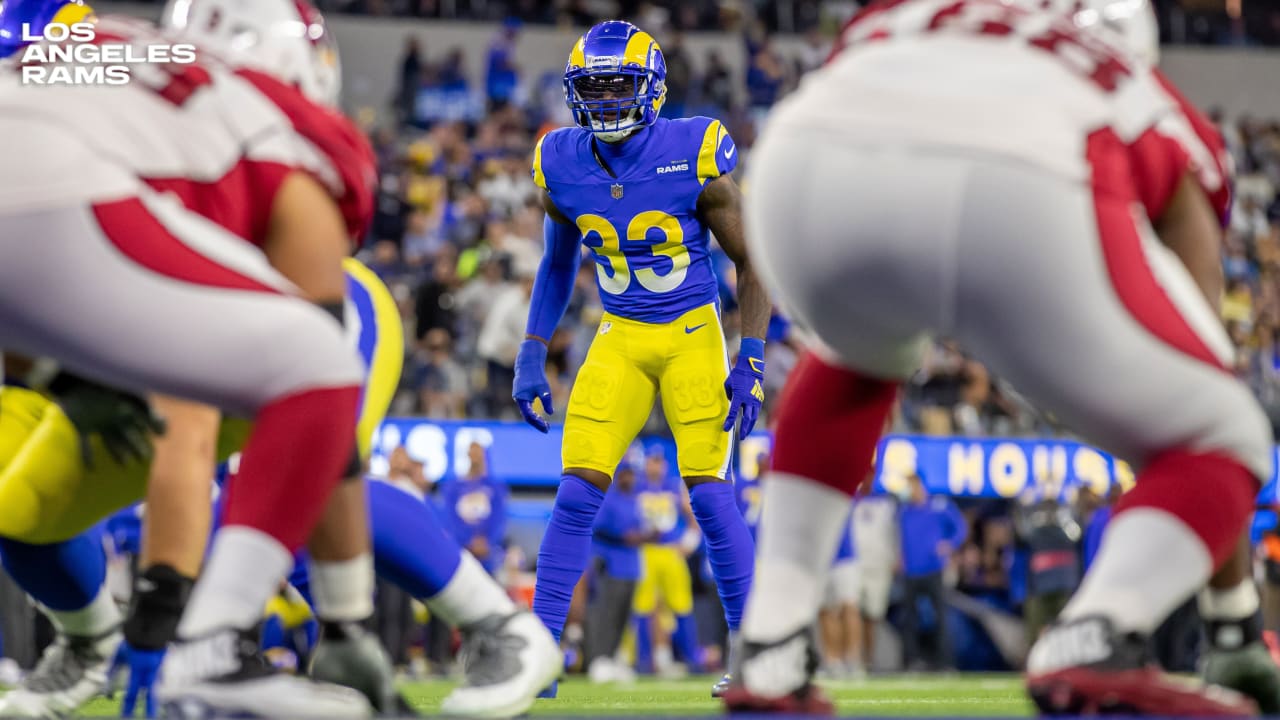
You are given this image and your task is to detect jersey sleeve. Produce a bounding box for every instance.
[531,130,565,191]
[695,118,737,185]
[1150,69,1233,228]
[236,69,378,245]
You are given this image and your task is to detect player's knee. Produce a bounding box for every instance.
[677,439,730,480]
[564,467,611,493]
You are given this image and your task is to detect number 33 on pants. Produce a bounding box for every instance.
[561,304,733,481]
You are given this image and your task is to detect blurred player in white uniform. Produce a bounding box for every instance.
[0,0,381,715]
[727,0,1274,714]
[852,488,899,669]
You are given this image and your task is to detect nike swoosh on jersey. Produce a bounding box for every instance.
[724,145,736,160]
[685,323,707,334]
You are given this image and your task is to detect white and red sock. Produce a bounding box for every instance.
[309,553,375,623]
[740,353,898,647]
[221,386,360,551]
[427,552,516,628]
[177,526,292,638]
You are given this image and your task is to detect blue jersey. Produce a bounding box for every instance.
[593,484,643,581]
[440,476,508,561]
[532,116,738,323]
[636,474,689,545]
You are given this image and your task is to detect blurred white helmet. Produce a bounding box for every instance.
[160,0,341,106]
[1021,0,1160,66]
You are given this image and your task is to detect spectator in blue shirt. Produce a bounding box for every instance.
[440,441,508,575]
[1083,484,1121,572]
[899,473,967,670]
[587,461,656,678]
[485,17,521,110]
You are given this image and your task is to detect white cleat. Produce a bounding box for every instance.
[440,611,562,718]
[156,628,372,719]
[0,629,119,718]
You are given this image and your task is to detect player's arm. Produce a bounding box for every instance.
[698,175,769,342]
[512,190,583,432]
[698,174,771,439]
[264,172,350,307]
[1152,171,1224,313]
[526,189,583,343]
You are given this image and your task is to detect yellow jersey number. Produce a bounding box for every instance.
[577,211,689,295]
[638,492,679,534]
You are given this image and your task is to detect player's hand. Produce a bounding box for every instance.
[50,373,166,469]
[513,339,554,433]
[111,642,165,718]
[116,564,193,717]
[723,338,766,440]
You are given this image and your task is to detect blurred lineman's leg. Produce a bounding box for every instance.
[740,354,897,647]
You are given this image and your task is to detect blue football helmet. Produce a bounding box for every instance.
[0,0,94,59]
[564,20,666,142]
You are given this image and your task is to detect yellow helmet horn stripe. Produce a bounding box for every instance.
[567,36,586,69]
[50,2,94,25]
[622,29,657,68]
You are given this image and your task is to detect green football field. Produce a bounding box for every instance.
[62,674,1036,717]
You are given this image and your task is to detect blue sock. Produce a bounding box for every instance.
[634,614,654,674]
[533,475,604,642]
[674,614,704,672]
[689,482,754,631]
[0,531,106,611]
[288,550,313,606]
[261,615,285,650]
[368,480,462,598]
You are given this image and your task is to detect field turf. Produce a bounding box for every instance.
[57,674,1036,717]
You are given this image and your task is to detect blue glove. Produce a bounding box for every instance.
[112,642,165,718]
[512,339,554,433]
[723,338,765,440]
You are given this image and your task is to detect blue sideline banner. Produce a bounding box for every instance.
[370,418,1280,503]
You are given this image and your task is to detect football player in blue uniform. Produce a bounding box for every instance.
[512,20,769,697]
[632,449,705,675]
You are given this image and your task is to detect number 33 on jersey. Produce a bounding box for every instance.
[532,115,737,323]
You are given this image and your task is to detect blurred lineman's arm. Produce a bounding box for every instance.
[1152,172,1224,312]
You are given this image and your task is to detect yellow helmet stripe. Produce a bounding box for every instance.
[568,36,586,69]
[622,30,656,67]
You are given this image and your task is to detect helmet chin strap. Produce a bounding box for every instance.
[589,106,643,143]
[596,127,639,143]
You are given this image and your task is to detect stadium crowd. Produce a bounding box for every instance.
[339,9,1280,439]
[122,0,1280,46]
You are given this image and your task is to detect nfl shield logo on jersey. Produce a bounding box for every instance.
[611,183,624,199]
